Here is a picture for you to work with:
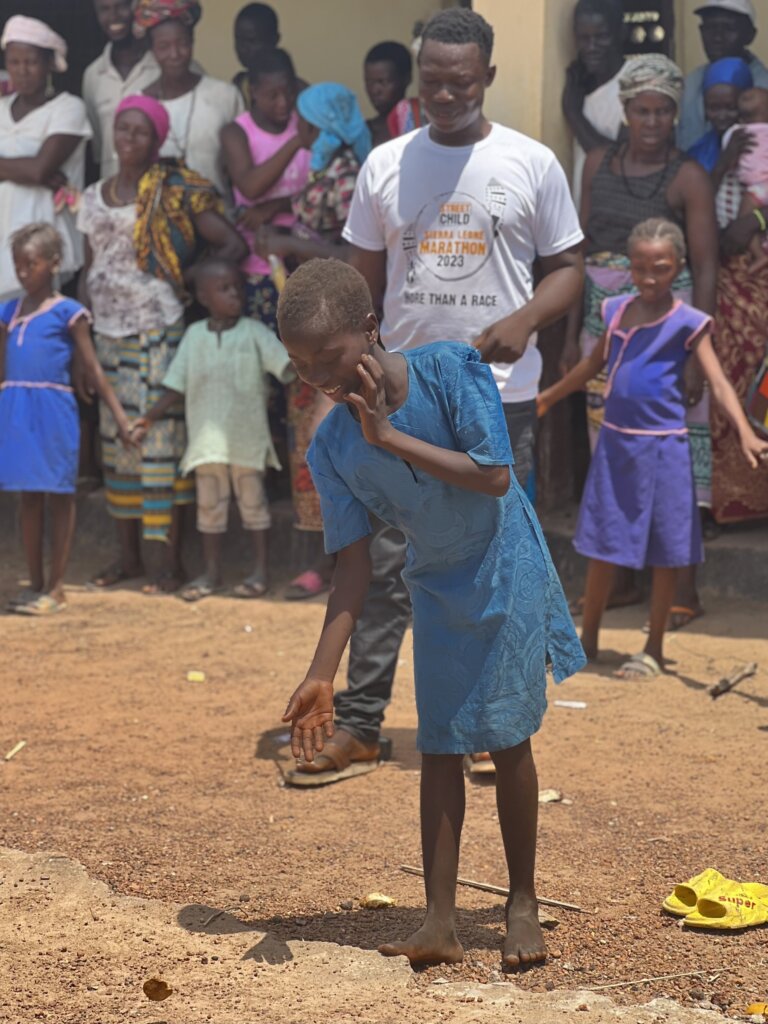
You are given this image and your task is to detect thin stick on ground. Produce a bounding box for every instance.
[399,864,585,913]
[584,968,733,992]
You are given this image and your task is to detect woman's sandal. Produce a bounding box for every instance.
[179,576,222,603]
[88,563,144,590]
[7,588,42,611]
[668,605,704,631]
[232,573,268,599]
[614,652,661,680]
[13,594,67,617]
[284,569,329,601]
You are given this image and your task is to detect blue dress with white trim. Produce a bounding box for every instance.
[0,296,89,494]
[308,342,585,755]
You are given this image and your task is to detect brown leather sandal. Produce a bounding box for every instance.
[283,731,381,788]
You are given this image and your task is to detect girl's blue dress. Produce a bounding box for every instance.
[308,343,585,755]
[0,296,89,494]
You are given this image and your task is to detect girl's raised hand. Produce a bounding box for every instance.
[282,677,335,762]
[345,353,393,446]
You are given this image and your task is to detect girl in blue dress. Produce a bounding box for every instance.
[539,218,768,679]
[277,258,585,971]
[0,222,133,615]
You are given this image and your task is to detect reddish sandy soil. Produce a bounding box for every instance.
[1,549,767,1019]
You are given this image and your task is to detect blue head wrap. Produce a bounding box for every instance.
[702,57,753,94]
[297,83,372,173]
[689,58,754,172]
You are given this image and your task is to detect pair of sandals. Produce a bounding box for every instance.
[180,573,267,602]
[663,868,768,930]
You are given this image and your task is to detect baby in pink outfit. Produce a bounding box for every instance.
[731,88,768,269]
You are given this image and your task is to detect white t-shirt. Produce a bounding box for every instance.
[342,123,583,403]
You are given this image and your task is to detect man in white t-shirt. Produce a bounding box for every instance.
[292,9,583,787]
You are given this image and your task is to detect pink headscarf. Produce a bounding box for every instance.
[114,94,170,157]
[0,15,68,73]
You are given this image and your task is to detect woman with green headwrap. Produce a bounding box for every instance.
[562,54,719,630]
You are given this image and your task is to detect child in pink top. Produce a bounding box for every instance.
[726,88,768,270]
[220,47,310,329]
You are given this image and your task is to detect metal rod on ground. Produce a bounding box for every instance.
[709,662,758,700]
[585,967,732,992]
[400,864,585,913]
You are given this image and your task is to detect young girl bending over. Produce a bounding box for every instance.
[278,259,585,970]
[0,223,133,615]
[538,218,768,679]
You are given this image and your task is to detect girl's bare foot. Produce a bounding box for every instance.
[503,894,547,969]
[379,923,464,967]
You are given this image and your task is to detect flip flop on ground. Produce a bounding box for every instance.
[232,572,267,599]
[284,731,380,787]
[662,868,731,917]
[463,752,496,775]
[284,570,329,601]
[88,563,143,590]
[13,593,67,616]
[7,588,42,611]
[684,883,768,930]
[668,605,705,631]
[614,652,662,680]
[142,572,185,596]
[179,576,222,602]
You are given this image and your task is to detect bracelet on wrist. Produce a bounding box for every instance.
[753,208,767,233]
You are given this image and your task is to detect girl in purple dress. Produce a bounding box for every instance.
[0,223,133,615]
[538,218,768,679]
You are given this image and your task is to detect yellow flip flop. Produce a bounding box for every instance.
[684,883,768,930]
[662,868,729,917]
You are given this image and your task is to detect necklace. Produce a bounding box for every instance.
[107,176,138,207]
[159,80,198,160]
[619,142,672,202]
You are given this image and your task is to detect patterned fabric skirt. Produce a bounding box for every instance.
[711,253,768,523]
[580,253,712,508]
[96,320,194,542]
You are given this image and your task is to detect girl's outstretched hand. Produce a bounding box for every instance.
[282,678,335,762]
[740,430,768,469]
[346,353,394,446]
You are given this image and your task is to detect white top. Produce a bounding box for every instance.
[82,44,160,179]
[571,66,625,208]
[343,123,583,403]
[77,182,183,337]
[0,92,92,302]
[157,75,244,199]
[162,317,295,473]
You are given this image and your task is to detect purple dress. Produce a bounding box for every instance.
[0,296,90,494]
[574,296,711,569]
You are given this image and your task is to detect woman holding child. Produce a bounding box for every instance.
[78,94,245,593]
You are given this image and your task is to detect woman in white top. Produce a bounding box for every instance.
[134,0,243,201]
[0,16,92,302]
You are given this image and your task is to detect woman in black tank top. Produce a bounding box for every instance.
[563,55,719,630]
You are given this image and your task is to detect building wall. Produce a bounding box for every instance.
[194,0,441,116]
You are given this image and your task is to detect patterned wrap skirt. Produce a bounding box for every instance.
[96,319,193,542]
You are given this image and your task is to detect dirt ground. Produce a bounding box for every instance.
[1,549,768,1022]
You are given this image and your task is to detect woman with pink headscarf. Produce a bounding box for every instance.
[0,16,92,302]
[77,94,246,593]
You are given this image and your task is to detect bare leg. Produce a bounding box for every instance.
[671,564,703,629]
[379,753,465,966]
[19,492,45,593]
[145,506,187,593]
[201,532,223,587]
[47,493,76,603]
[580,559,615,660]
[251,528,267,582]
[490,740,547,968]
[645,566,678,666]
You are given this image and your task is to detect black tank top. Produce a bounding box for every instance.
[586,145,688,256]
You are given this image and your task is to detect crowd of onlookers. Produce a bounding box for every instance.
[0,0,767,635]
